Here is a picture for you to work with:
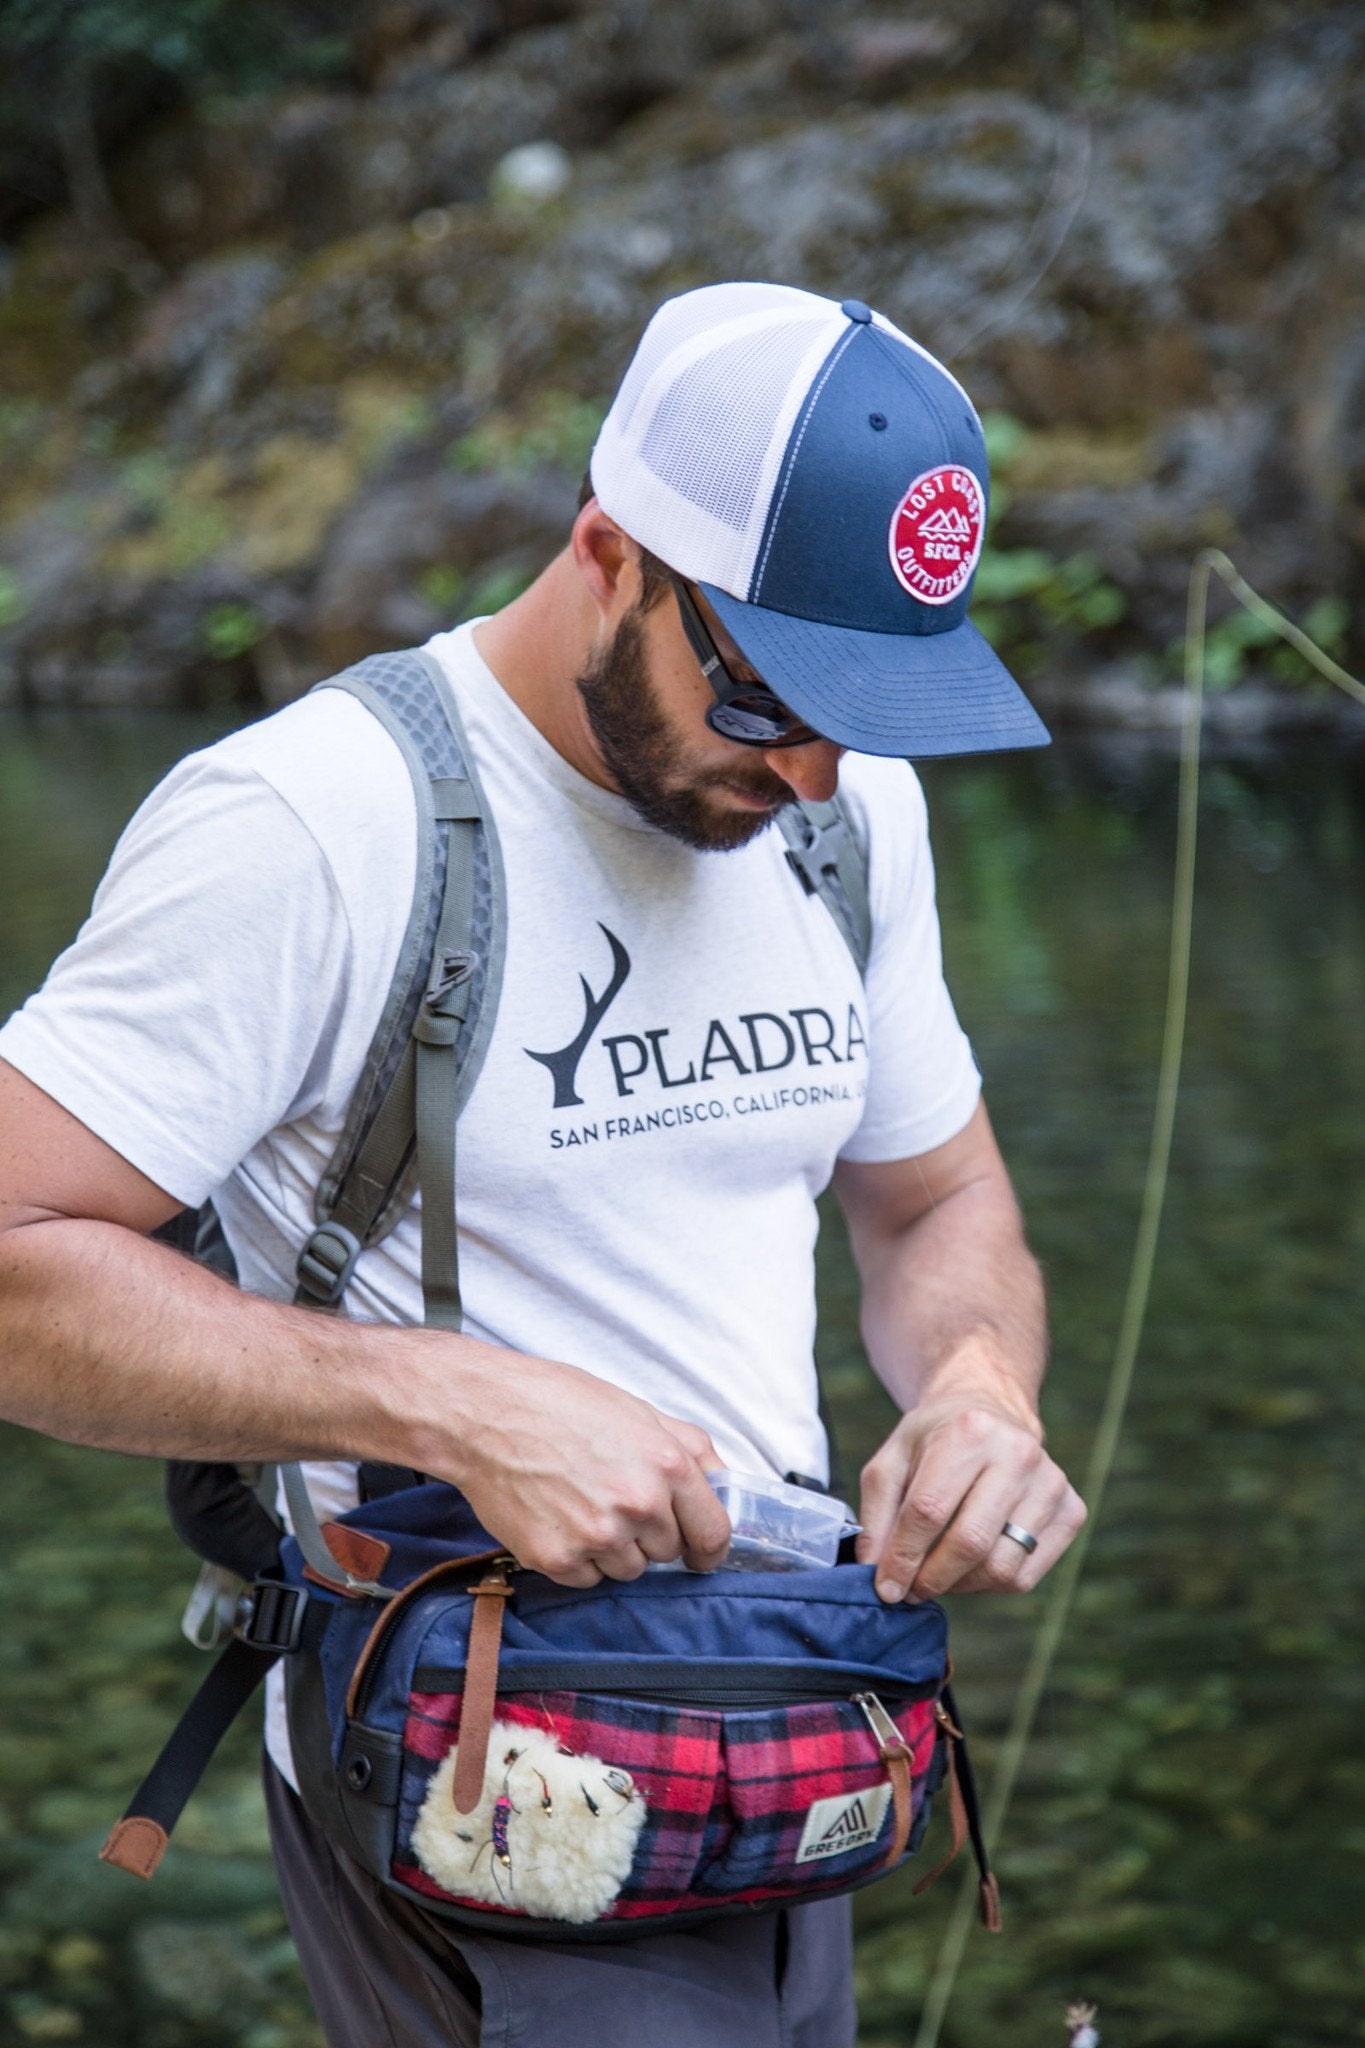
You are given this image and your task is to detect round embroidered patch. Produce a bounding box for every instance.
[888,465,985,606]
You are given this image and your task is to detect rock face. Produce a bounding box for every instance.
[0,0,1360,710]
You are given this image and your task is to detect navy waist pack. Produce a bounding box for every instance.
[103,1481,1001,1937]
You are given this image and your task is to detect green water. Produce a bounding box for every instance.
[1,715,1363,2047]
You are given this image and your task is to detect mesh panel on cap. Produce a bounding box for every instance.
[592,287,846,596]
[610,282,824,438]
[638,316,829,535]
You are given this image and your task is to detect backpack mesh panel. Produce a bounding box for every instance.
[317,652,492,1227]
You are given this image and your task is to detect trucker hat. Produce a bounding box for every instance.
[589,281,1049,758]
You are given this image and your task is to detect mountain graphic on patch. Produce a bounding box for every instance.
[820,1798,870,1841]
[918,507,972,541]
[794,1782,893,1863]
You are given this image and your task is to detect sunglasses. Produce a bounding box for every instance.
[670,575,821,749]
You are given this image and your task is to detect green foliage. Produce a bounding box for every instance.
[0,568,26,629]
[417,564,465,616]
[0,0,349,91]
[200,601,265,661]
[971,413,1128,674]
[1168,592,1350,692]
[0,398,46,463]
[457,566,534,618]
[448,393,606,479]
[418,558,535,628]
[0,0,351,221]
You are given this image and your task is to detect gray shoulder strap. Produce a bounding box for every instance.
[289,649,505,1311]
[283,648,505,1596]
[778,795,872,978]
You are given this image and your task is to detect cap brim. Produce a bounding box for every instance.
[698,584,1051,758]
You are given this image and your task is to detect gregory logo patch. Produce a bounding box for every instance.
[795,1782,893,1864]
[888,464,984,605]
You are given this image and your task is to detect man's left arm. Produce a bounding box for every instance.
[833,1097,1085,1605]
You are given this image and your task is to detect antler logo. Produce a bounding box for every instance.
[524,923,632,1108]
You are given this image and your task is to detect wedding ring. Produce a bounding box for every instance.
[1000,1521,1038,1555]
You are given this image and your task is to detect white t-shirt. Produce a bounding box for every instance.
[0,621,981,1782]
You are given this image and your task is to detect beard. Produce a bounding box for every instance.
[576,608,793,852]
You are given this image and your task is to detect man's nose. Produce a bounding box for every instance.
[763,740,844,804]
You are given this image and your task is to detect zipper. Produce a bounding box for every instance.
[854,1690,913,1755]
[409,1658,934,1713]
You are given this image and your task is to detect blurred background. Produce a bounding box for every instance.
[1,1,1363,2043]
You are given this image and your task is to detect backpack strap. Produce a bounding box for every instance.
[778,795,872,977]
[284,649,506,1595]
[293,649,506,1307]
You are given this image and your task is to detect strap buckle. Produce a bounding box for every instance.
[425,948,478,1012]
[784,815,846,896]
[296,1221,362,1306]
[233,1578,308,1654]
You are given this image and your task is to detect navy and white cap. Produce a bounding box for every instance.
[590,281,1049,757]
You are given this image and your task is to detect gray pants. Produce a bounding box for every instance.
[265,1760,857,2048]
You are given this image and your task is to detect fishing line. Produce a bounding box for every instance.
[911,548,1364,2048]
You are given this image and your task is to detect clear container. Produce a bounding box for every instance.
[704,1469,858,1573]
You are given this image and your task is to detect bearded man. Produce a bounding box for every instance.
[0,282,1084,2047]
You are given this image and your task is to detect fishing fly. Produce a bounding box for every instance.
[1065,2001,1099,2048]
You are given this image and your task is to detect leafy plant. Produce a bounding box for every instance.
[1172,593,1350,692]
[0,567,27,628]
[200,601,265,661]
[969,412,1128,674]
[448,393,606,479]
[417,565,465,616]
[0,0,350,251]
[456,566,534,618]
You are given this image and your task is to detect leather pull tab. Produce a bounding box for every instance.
[452,1572,512,1815]
[978,1871,1003,1932]
[881,1747,913,1869]
[99,1816,169,1880]
[911,1717,971,1897]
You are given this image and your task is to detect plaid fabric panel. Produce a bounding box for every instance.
[395,1688,721,1909]
[392,1685,940,1922]
[685,1695,938,1903]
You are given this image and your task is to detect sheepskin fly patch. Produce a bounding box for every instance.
[411,1719,648,1924]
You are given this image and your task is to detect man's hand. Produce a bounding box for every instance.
[439,1349,732,1587]
[855,1341,1085,1603]
[835,1102,1084,1606]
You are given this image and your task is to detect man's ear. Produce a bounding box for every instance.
[571,500,644,620]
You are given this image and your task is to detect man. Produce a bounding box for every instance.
[0,282,1084,2046]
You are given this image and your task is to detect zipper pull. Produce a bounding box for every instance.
[855,1692,914,1870]
[854,1691,911,1758]
[935,1697,963,1741]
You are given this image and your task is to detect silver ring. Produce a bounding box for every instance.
[1000,1521,1038,1555]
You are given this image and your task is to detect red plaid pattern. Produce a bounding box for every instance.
[394,1685,941,1922]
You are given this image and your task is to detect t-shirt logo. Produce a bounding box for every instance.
[524,922,632,1108]
[888,464,985,606]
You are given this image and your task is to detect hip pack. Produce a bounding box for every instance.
[104,645,998,1932]
[106,1482,1000,1935]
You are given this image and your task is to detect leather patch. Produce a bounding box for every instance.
[303,1523,392,1590]
[100,1816,169,1879]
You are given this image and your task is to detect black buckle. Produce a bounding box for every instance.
[296,1221,362,1306]
[784,816,846,896]
[234,1578,308,1654]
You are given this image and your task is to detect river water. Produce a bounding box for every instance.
[0,714,1362,2047]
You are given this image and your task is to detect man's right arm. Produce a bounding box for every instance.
[0,1059,728,1583]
